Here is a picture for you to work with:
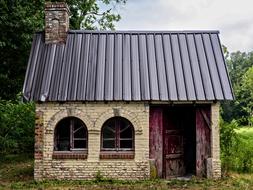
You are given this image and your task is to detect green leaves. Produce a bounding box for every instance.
[221,51,253,125]
[0,99,35,154]
[0,0,44,100]
[48,0,126,30]
[220,120,253,173]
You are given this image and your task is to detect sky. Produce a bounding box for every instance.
[114,0,253,52]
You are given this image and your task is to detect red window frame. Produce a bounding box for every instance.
[101,117,134,152]
[54,117,88,152]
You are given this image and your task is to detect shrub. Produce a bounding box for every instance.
[235,129,253,173]
[0,96,35,155]
[220,119,253,173]
[220,119,240,174]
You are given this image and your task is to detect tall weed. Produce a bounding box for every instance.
[220,119,253,173]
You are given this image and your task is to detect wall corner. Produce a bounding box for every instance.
[34,109,44,181]
[208,102,221,178]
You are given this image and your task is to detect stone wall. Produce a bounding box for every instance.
[34,102,150,180]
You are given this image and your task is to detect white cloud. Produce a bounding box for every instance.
[115,0,253,52]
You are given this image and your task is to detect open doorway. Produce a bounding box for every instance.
[163,106,196,178]
[149,106,196,179]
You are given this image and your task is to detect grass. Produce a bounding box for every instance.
[0,154,253,189]
[0,154,33,181]
[236,126,253,143]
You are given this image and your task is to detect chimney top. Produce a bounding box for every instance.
[45,2,70,14]
[45,2,70,44]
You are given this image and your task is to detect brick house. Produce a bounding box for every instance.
[23,2,234,180]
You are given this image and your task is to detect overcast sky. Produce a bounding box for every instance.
[114,0,253,52]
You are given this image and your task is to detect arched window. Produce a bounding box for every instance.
[101,117,134,151]
[54,117,87,151]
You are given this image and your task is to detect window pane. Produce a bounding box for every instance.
[103,126,115,138]
[120,126,133,138]
[58,139,70,151]
[56,119,70,151]
[120,140,133,149]
[103,140,115,148]
[74,140,86,149]
[58,120,70,139]
[74,126,86,138]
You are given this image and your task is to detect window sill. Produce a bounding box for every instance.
[100,151,135,159]
[52,151,87,159]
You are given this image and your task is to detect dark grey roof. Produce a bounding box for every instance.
[23,30,234,102]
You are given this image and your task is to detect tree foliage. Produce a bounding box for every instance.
[241,66,253,114]
[64,0,126,30]
[221,51,253,124]
[0,97,35,154]
[0,0,126,100]
[0,1,44,100]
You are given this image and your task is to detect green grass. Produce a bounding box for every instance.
[0,154,253,190]
[236,127,253,143]
[0,154,33,181]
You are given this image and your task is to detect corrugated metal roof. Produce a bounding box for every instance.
[23,30,234,102]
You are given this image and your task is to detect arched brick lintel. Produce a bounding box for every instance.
[94,108,143,135]
[46,108,93,133]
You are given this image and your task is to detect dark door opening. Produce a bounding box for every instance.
[182,107,196,176]
[163,107,196,178]
[149,106,196,179]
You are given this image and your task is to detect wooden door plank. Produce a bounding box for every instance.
[149,107,164,178]
[196,106,211,177]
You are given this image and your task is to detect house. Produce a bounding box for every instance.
[23,2,234,180]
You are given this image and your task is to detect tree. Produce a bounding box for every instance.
[65,0,126,30]
[227,51,253,89]
[0,0,126,100]
[240,66,253,122]
[0,98,35,154]
[0,1,44,100]
[221,51,253,124]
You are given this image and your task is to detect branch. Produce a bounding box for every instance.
[86,9,112,16]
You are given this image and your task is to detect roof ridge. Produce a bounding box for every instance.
[36,30,220,35]
[68,30,220,34]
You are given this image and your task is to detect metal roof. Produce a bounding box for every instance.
[23,30,234,102]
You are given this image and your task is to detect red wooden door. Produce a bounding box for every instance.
[163,109,185,178]
[149,107,163,178]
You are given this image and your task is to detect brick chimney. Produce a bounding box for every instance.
[45,2,70,44]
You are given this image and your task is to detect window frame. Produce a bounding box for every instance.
[101,117,135,152]
[54,117,88,152]
[70,119,88,151]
